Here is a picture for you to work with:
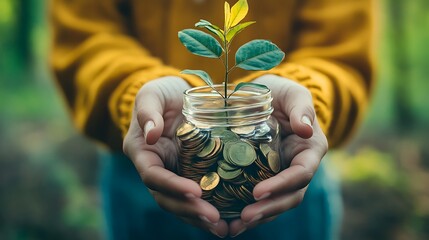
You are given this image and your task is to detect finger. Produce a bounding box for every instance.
[153,192,228,238]
[282,85,315,139]
[229,215,277,237]
[135,84,165,145]
[253,147,320,200]
[151,190,220,224]
[210,219,229,239]
[239,188,307,225]
[182,217,229,238]
[133,150,202,198]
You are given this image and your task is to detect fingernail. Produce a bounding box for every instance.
[247,214,263,224]
[209,228,225,238]
[255,192,271,201]
[231,227,247,238]
[144,120,155,138]
[199,215,218,226]
[301,115,312,128]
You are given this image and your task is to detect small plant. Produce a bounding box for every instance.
[178,0,285,100]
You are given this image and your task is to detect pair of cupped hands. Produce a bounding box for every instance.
[123,74,328,238]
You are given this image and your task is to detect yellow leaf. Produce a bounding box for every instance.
[226,21,255,42]
[228,0,248,28]
[224,2,231,31]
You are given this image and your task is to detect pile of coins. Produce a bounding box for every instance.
[176,122,281,218]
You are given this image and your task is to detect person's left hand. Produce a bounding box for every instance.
[229,74,329,237]
[123,76,228,238]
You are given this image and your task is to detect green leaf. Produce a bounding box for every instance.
[233,82,269,93]
[178,29,223,58]
[226,21,255,42]
[228,0,249,28]
[181,69,213,86]
[235,40,285,70]
[195,19,225,43]
[224,2,231,30]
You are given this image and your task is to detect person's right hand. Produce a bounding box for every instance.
[123,76,228,238]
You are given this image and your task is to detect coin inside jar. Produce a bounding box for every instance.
[176,123,195,137]
[217,166,242,180]
[177,125,280,218]
[231,125,255,135]
[200,172,220,191]
[197,138,216,158]
[267,151,281,173]
[217,159,239,171]
[226,141,256,167]
[212,129,240,143]
[259,143,271,158]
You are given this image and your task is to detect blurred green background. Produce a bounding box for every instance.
[1,0,428,239]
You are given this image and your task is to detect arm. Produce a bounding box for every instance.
[50,0,203,150]
[50,1,228,236]
[229,0,374,236]
[234,0,374,147]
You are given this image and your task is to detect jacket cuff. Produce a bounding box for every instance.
[109,67,205,137]
[232,63,333,135]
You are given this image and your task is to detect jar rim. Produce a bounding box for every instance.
[182,84,273,127]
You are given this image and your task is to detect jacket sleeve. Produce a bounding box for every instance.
[50,0,204,150]
[234,0,375,148]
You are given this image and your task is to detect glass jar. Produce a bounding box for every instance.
[175,84,281,219]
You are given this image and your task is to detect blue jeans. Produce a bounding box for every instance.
[99,152,342,240]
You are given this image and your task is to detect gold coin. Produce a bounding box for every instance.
[238,185,254,204]
[197,138,216,158]
[176,123,195,137]
[267,151,280,173]
[204,137,222,159]
[259,143,271,158]
[258,169,274,180]
[200,172,220,191]
[180,132,206,149]
[254,154,271,173]
[231,125,256,135]
[227,141,257,167]
[180,128,200,141]
[243,170,261,186]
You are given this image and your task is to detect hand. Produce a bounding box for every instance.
[229,74,328,237]
[123,76,228,238]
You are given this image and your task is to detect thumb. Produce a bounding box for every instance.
[290,108,314,139]
[135,88,165,145]
[285,88,315,139]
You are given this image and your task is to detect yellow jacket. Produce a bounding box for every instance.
[50,0,374,150]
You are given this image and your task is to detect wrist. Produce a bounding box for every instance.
[135,76,190,103]
[110,69,189,137]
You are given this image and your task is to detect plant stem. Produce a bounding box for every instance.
[223,34,229,107]
[224,60,228,104]
[223,32,230,127]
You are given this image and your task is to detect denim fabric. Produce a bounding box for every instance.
[99,152,342,240]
